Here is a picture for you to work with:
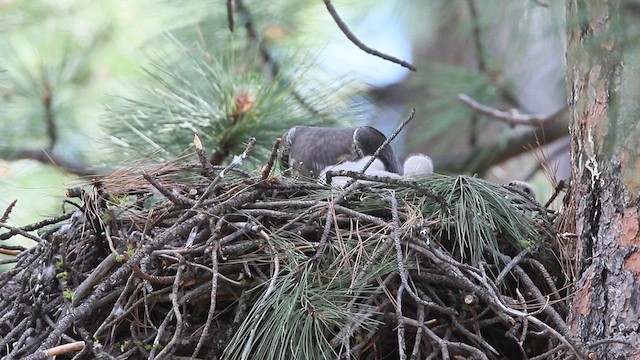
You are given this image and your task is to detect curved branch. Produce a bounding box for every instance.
[11,148,97,177]
[322,0,417,72]
[435,114,569,174]
[458,93,568,127]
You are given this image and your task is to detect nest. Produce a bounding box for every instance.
[0,147,586,360]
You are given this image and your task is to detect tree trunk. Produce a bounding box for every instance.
[566,0,640,358]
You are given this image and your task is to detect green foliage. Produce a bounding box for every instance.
[0,25,102,157]
[63,288,74,301]
[416,174,537,263]
[106,35,345,165]
[223,235,394,360]
[353,174,538,264]
[0,0,187,159]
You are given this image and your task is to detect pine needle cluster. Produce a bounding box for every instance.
[105,34,347,166]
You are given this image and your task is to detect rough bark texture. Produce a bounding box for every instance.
[566,0,640,358]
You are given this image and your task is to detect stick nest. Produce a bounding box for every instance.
[0,154,585,360]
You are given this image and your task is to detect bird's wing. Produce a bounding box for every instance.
[288,127,355,177]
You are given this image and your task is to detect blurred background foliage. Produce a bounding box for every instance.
[0,0,567,226]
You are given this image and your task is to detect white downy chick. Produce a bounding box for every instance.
[402,154,434,177]
[320,156,400,187]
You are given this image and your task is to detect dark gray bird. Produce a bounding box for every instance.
[279,126,403,178]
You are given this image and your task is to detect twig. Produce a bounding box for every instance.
[409,304,425,360]
[360,108,416,176]
[529,344,569,360]
[92,274,139,340]
[185,138,257,219]
[44,341,85,357]
[0,222,43,243]
[192,240,220,359]
[523,257,562,300]
[466,0,486,73]
[466,0,484,148]
[12,148,96,176]
[142,171,193,205]
[73,253,118,306]
[493,251,588,357]
[545,178,568,208]
[42,83,58,149]
[395,283,407,360]
[458,93,567,127]
[322,0,417,71]
[220,137,256,177]
[494,246,534,286]
[155,255,185,359]
[194,133,215,178]
[261,137,281,179]
[312,209,334,261]
[1,199,17,223]
[0,212,73,240]
[227,0,235,31]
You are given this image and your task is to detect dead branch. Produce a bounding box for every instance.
[10,148,97,176]
[322,0,417,71]
[435,113,569,174]
[458,93,567,127]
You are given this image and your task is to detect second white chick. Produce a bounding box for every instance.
[403,154,434,177]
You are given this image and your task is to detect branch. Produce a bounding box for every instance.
[42,85,58,150]
[11,148,97,176]
[458,93,568,127]
[227,0,235,32]
[466,0,486,73]
[1,199,17,223]
[358,108,416,176]
[435,113,569,174]
[322,0,417,72]
[466,0,484,147]
[43,341,85,357]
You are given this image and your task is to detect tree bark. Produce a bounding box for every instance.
[566,0,640,358]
